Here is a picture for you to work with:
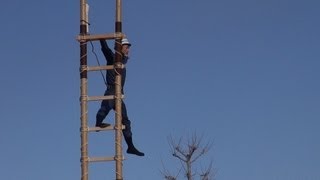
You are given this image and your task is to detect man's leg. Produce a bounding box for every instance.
[121,101,144,156]
[96,99,112,128]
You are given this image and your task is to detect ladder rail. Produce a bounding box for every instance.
[79,1,89,180]
[114,0,124,179]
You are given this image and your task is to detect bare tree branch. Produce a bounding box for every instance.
[199,161,214,180]
[191,142,211,163]
[160,158,180,180]
[162,133,215,180]
[173,151,187,163]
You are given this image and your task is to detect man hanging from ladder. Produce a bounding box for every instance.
[95,38,145,157]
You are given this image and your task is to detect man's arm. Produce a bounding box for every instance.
[100,40,114,64]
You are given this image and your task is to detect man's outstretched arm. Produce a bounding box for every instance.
[100,40,114,63]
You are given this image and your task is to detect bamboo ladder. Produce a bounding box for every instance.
[77,0,126,179]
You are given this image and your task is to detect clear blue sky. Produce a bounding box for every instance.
[1,0,319,180]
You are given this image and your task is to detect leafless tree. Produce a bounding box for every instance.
[161,133,215,180]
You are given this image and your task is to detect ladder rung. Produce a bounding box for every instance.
[87,125,125,132]
[88,126,114,132]
[87,95,124,101]
[87,65,114,71]
[89,156,115,162]
[81,64,125,72]
[77,33,123,42]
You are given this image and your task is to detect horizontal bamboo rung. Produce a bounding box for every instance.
[87,95,114,101]
[88,156,115,162]
[77,33,124,42]
[88,126,114,132]
[88,125,125,132]
[86,64,125,71]
[87,65,114,71]
[87,95,124,101]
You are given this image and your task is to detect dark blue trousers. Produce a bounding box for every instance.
[96,89,132,138]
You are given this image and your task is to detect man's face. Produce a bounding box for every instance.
[121,44,130,57]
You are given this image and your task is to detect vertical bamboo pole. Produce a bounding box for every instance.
[114,0,123,179]
[80,0,89,180]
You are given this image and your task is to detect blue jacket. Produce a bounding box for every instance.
[100,40,128,92]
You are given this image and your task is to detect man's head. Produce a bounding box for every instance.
[121,38,131,57]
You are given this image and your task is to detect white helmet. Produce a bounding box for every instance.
[121,38,131,46]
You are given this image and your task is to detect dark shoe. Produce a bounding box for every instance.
[124,136,145,156]
[127,147,145,156]
[95,122,111,128]
[95,123,111,132]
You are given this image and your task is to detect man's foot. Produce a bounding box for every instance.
[127,147,145,156]
[95,123,111,132]
[95,122,111,128]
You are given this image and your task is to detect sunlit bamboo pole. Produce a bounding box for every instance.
[114,0,124,179]
[79,0,89,180]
